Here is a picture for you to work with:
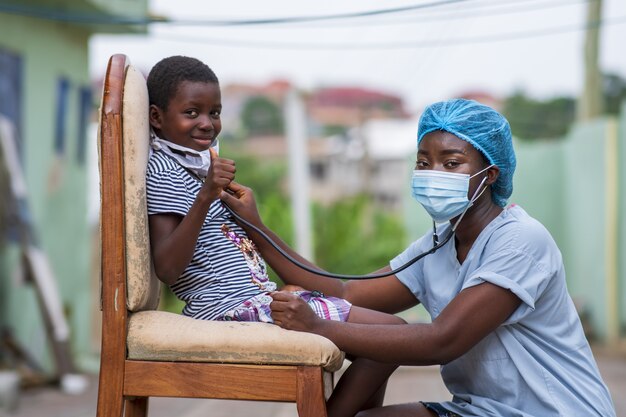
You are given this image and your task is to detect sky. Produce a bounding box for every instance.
[89,0,626,114]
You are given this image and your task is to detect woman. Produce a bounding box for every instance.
[220,98,615,417]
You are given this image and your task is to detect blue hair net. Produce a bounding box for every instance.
[417,98,516,207]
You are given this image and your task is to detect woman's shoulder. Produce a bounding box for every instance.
[487,205,562,265]
[499,205,553,242]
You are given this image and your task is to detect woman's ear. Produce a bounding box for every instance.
[149,104,162,130]
[486,165,500,185]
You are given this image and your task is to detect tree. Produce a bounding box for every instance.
[603,72,626,116]
[313,194,406,276]
[502,91,576,140]
[502,70,626,141]
[240,96,284,136]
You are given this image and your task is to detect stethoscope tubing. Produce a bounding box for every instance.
[222,203,452,280]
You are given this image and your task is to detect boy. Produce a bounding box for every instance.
[145,56,403,417]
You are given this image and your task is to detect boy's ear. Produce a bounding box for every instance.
[149,104,163,130]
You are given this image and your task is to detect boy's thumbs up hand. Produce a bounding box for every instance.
[209,147,218,162]
[203,148,235,201]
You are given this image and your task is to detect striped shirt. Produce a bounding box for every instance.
[146,150,268,320]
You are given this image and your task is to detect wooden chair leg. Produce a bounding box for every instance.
[124,397,149,417]
[296,367,328,417]
[96,362,125,417]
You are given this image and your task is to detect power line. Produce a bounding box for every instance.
[292,0,595,29]
[0,0,597,28]
[0,0,475,26]
[144,16,626,50]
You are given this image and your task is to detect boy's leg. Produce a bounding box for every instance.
[356,403,439,417]
[327,306,405,417]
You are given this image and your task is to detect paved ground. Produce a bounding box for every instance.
[2,348,625,417]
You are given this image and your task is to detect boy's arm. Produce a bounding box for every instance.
[150,149,235,285]
[149,195,212,285]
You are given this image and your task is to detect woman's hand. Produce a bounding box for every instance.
[203,148,236,201]
[270,291,322,332]
[219,181,264,227]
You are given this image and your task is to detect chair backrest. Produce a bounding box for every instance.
[121,65,160,311]
[99,55,160,315]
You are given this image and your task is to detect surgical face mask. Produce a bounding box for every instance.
[150,132,218,178]
[411,165,493,224]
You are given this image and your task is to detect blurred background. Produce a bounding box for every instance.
[0,0,625,414]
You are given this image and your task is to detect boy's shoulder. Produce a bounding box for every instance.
[147,150,183,176]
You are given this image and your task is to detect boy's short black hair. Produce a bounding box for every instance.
[147,55,219,110]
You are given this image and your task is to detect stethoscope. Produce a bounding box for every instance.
[222,203,455,280]
[222,173,489,280]
[166,150,487,280]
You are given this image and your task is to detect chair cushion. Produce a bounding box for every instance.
[127,311,345,372]
[122,65,160,311]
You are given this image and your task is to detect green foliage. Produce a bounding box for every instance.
[502,91,576,140]
[313,195,406,275]
[240,95,284,136]
[321,124,348,136]
[603,72,626,116]
[502,72,626,140]
[220,141,294,246]
[160,287,185,314]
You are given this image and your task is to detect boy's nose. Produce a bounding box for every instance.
[197,116,214,130]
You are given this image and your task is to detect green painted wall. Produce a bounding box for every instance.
[0,12,95,372]
[0,0,146,372]
[511,137,566,246]
[617,103,626,337]
[562,121,612,340]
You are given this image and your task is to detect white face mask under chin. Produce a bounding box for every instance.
[150,132,218,178]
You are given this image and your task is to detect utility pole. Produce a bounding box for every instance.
[357,106,374,236]
[284,89,313,260]
[578,0,604,121]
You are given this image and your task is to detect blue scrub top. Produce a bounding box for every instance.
[390,205,615,417]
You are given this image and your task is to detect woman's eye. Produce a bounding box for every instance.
[415,160,428,168]
[444,160,460,168]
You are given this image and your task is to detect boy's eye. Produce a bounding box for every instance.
[186,110,199,117]
[210,110,221,119]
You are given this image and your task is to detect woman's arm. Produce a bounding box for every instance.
[150,150,235,285]
[271,281,521,365]
[220,182,418,313]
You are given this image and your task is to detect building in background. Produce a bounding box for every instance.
[0,0,148,377]
[227,82,415,210]
[310,118,418,209]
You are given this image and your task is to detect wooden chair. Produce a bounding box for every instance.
[96,54,344,417]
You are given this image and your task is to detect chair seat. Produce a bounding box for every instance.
[127,310,345,372]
